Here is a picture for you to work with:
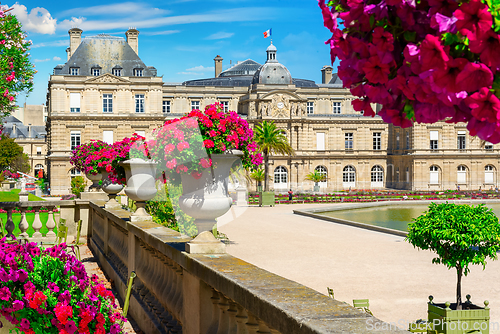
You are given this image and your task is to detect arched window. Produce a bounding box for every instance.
[457,165,467,184]
[34,164,44,178]
[371,165,384,187]
[315,165,328,188]
[485,165,495,184]
[70,168,81,178]
[273,166,288,190]
[343,165,356,187]
[430,166,440,184]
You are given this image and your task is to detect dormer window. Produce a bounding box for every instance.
[91,65,101,76]
[112,66,122,76]
[70,67,79,75]
[134,68,143,77]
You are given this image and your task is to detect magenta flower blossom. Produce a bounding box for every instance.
[454,0,492,40]
[420,35,449,71]
[0,286,10,300]
[363,55,391,84]
[456,62,493,93]
[466,87,500,123]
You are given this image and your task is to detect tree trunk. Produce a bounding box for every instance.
[264,151,269,192]
[456,266,463,310]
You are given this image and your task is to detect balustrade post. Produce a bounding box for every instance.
[256,320,272,334]
[32,207,43,238]
[18,207,29,239]
[216,295,230,334]
[206,289,221,334]
[5,207,14,238]
[227,301,238,333]
[45,206,56,238]
[174,265,184,317]
[235,306,249,334]
[245,314,259,334]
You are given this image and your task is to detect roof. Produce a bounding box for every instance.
[219,59,262,77]
[54,34,156,77]
[328,73,344,87]
[2,121,46,139]
[183,76,255,87]
[252,63,292,85]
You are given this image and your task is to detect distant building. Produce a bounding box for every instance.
[45,28,499,194]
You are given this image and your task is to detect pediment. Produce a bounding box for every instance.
[259,90,304,101]
[85,74,131,84]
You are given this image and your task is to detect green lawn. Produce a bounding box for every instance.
[0,189,44,202]
[0,212,59,237]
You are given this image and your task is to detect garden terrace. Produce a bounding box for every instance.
[1,198,408,333]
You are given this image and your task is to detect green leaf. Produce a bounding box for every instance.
[369,15,375,28]
[404,31,416,42]
[442,33,459,46]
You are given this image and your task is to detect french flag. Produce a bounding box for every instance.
[263,28,272,38]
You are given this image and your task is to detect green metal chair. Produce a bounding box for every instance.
[327,287,334,299]
[122,271,137,318]
[353,299,373,316]
[41,219,68,247]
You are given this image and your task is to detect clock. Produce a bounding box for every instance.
[277,102,284,109]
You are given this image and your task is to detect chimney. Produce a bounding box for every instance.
[68,28,83,59]
[28,124,32,138]
[12,124,16,136]
[321,65,333,84]
[214,55,223,78]
[66,47,71,61]
[126,28,139,55]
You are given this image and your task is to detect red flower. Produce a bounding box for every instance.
[456,62,493,93]
[469,30,500,70]
[371,27,394,52]
[362,55,390,84]
[454,0,492,40]
[466,87,500,123]
[419,34,449,71]
[432,57,468,93]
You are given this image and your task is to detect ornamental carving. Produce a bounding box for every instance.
[270,94,291,118]
[85,74,130,84]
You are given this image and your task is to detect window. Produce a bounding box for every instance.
[343,165,356,183]
[163,100,171,113]
[371,165,384,183]
[332,102,341,114]
[485,165,495,184]
[406,132,410,150]
[134,69,143,77]
[220,101,229,112]
[36,147,42,156]
[316,132,325,151]
[70,67,79,75]
[135,131,146,138]
[102,130,113,144]
[396,133,400,150]
[457,131,466,150]
[70,93,80,113]
[373,132,381,150]
[406,167,410,183]
[430,166,439,184]
[315,166,328,188]
[103,94,113,113]
[112,68,121,76]
[430,130,438,150]
[191,101,200,110]
[70,168,81,178]
[135,94,145,113]
[457,165,467,184]
[92,68,100,76]
[307,102,314,115]
[34,164,44,177]
[273,166,288,190]
[70,131,81,150]
[485,142,494,150]
[345,133,353,150]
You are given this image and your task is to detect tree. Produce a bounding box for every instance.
[10,152,30,174]
[70,176,86,198]
[250,167,266,191]
[0,135,25,172]
[305,170,327,184]
[254,121,295,191]
[0,8,36,121]
[406,202,500,309]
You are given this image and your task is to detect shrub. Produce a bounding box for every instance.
[70,176,86,198]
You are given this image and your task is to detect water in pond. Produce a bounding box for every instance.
[317,203,500,232]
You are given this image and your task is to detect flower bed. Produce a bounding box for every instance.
[0,239,126,333]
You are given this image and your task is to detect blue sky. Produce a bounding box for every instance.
[9,0,333,105]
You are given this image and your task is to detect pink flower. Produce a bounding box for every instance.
[176,141,189,152]
[319,0,339,32]
[455,62,493,93]
[419,34,449,71]
[469,30,500,70]
[164,143,175,154]
[454,0,492,40]
[166,159,177,169]
[432,57,468,93]
[371,27,394,52]
[200,158,212,168]
[466,87,500,123]
[352,98,375,117]
[362,55,390,84]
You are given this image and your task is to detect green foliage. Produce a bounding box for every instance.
[406,202,500,307]
[35,177,48,193]
[0,135,24,171]
[11,152,30,174]
[70,176,86,198]
[146,182,197,237]
[254,120,295,191]
[305,170,327,183]
[250,167,265,182]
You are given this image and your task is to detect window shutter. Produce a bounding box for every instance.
[103,131,113,144]
[430,131,438,140]
[316,133,325,151]
[485,171,494,184]
[430,171,439,184]
[70,93,80,108]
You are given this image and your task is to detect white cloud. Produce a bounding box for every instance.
[34,58,50,62]
[11,4,57,34]
[53,56,61,61]
[31,39,68,48]
[142,30,180,36]
[185,65,214,72]
[59,3,170,17]
[57,17,85,31]
[206,32,234,40]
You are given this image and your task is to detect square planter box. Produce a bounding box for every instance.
[427,296,490,334]
[259,191,275,207]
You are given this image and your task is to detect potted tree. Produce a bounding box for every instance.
[406,202,500,333]
[305,170,327,193]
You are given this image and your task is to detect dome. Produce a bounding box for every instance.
[252,63,292,85]
[266,43,277,52]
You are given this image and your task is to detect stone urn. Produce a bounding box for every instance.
[86,171,103,192]
[0,316,16,332]
[179,150,242,253]
[120,158,158,222]
[101,171,124,209]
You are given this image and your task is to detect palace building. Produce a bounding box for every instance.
[45,28,499,194]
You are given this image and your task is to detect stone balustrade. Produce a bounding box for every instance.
[88,201,408,334]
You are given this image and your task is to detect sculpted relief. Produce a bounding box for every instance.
[270,94,290,118]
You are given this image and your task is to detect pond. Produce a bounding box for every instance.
[317,203,500,232]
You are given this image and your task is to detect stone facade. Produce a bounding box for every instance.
[45,28,500,194]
